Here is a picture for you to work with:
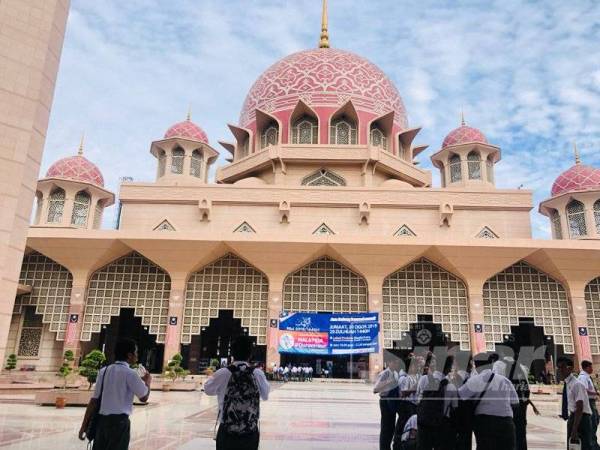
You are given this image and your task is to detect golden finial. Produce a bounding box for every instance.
[319,0,330,49]
[574,141,581,165]
[460,109,465,126]
[78,133,85,156]
[187,105,192,121]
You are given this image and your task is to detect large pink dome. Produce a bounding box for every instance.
[551,163,600,197]
[239,48,408,129]
[164,120,209,143]
[442,125,488,148]
[46,155,104,187]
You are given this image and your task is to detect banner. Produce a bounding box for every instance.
[278,312,379,355]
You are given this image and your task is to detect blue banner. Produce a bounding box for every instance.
[277,312,379,355]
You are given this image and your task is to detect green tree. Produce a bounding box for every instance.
[78,350,106,390]
[163,353,189,383]
[57,350,75,389]
[4,354,17,372]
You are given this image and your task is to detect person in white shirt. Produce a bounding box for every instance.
[204,336,270,450]
[374,357,402,450]
[558,356,594,450]
[399,414,417,449]
[579,360,600,449]
[458,352,519,450]
[78,338,152,449]
[394,357,419,446]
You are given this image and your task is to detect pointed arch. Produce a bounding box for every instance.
[82,252,171,343]
[171,147,185,174]
[585,276,600,354]
[14,251,73,340]
[183,253,269,345]
[382,258,470,350]
[449,153,462,183]
[550,209,563,239]
[329,101,359,145]
[71,190,91,227]
[47,187,65,223]
[467,150,482,180]
[283,256,368,313]
[483,261,573,353]
[256,109,281,150]
[190,149,203,178]
[594,200,600,234]
[369,111,394,151]
[290,100,319,144]
[567,199,587,237]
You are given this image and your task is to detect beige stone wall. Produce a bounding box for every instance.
[0,0,70,365]
[7,313,63,371]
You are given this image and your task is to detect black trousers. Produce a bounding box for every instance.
[513,403,528,450]
[416,420,455,450]
[93,414,130,450]
[473,415,516,450]
[590,400,600,449]
[380,399,398,450]
[216,427,259,450]
[393,402,417,450]
[567,413,594,450]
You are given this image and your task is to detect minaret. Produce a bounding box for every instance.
[573,141,581,165]
[78,133,84,156]
[319,0,330,48]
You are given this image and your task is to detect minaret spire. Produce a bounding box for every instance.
[319,0,330,49]
[460,109,465,126]
[187,104,192,121]
[78,133,85,156]
[574,141,581,165]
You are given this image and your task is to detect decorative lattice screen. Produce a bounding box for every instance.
[82,252,171,342]
[183,254,269,345]
[483,261,573,353]
[585,277,600,354]
[382,258,470,350]
[15,251,72,340]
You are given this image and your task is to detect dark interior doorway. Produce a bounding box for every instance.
[391,315,459,360]
[181,310,265,374]
[88,308,164,373]
[280,353,369,379]
[496,317,565,383]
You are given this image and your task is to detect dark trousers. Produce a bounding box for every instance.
[473,415,515,450]
[567,413,594,450]
[513,403,528,450]
[93,414,130,450]
[216,427,259,450]
[416,421,455,450]
[380,399,398,450]
[590,400,600,449]
[393,402,417,450]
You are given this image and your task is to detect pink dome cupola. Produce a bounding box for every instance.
[45,148,104,187]
[442,120,488,149]
[164,113,209,144]
[551,160,600,197]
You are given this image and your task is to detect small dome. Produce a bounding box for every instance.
[233,177,267,186]
[442,125,487,148]
[380,179,413,188]
[164,119,209,143]
[46,155,104,187]
[551,163,600,196]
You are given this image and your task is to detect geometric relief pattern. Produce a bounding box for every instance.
[483,261,573,353]
[442,125,488,149]
[46,155,104,186]
[283,256,368,314]
[585,277,600,354]
[382,258,470,351]
[551,163,600,197]
[15,252,73,340]
[183,254,268,345]
[17,307,44,357]
[476,226,499,239]
[82,252,171,343]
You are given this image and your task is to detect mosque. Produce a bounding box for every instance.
[6,1,600,378]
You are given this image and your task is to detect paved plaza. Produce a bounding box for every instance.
[0,381,567,449]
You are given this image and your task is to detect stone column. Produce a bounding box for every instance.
[62,281,87,362]
[566,282,592,366]
[162,275,187,369]
[466,280,487,355]
[368,291,384,382]
[266,290,283,370]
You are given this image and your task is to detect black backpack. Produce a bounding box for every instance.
[221,364,260,436]
[417,375,449,428]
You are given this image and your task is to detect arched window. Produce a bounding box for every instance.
[302,169,346,186]
[260,122,279,149]
[291,115,318,144]
[190,150,202,178]
[486,156,494,183]
[171,148,184,174]
[449,154,462,183]
[47,188,65,223]
[330,116,357,145]
[370,126,387,150]
[71,191,91,227]
[567,199,587,237]
[467,151,482,180]
[157,150,166,177]
[594,200,600,235]
[551,209,562,239]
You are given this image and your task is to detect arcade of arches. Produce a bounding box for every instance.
[7,250,600,377]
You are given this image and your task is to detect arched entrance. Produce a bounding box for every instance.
[182,254,269,372]
[81,252,171,372]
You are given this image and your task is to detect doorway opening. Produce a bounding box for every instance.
[279,352,369,379]
[391,315,460,360]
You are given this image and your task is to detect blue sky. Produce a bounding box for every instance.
[44,0,600,236]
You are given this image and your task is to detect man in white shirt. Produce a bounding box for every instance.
[394,357,419,449]
[204,336,270,450]
[78,338,152,449]
[459,352,519,450]
[374,357,403,450]
[558,356,594,450]
[579,360,600,449]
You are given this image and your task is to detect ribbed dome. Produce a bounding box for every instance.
[239,48,408,129]
[442,125,487,148]
[46,155,104,187]
[164,119,209,143]
[551,163,600,197]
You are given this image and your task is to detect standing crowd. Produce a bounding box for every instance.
[271,364,315,382]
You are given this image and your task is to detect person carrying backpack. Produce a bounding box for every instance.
[416,356,458,450]
[204,336,270,450]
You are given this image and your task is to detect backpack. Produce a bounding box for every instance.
[221,364,260,435]
[417,375,449,428]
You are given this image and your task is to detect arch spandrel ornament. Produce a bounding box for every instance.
[382,258,470,351]
[483,261,573,353]
[183,254,269,345]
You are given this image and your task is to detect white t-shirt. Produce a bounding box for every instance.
[566,373,592,415]
[401,414,418,442]
[458,369,519,417]
[579,371,598,400]
[92,361,149,416]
